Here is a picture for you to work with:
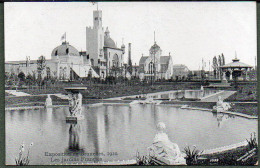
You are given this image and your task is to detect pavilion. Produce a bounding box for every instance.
[220,56,253,81]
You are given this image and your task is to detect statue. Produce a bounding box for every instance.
[213,96,231,112]
[45,94,52,107]
[67,93,84,122]
[222,72,228,83]
[148,122,186,165]
[64,87,87,122]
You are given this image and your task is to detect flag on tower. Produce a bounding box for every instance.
[61,32,66,41]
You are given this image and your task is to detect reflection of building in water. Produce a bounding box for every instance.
[85,108,107,161]
[46,107,53,122]
[96,111,106,151]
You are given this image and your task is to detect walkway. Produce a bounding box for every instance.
[200,91,236,102]
[52,93,69,100]
[106,90,180,100]
[201,141,248,155]
[5,90,31,96]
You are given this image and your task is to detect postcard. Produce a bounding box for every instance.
[5,2,257,166]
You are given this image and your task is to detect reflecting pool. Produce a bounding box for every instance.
[6,104,257,165]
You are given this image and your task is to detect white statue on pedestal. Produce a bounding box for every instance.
[213,96,231,112]
[148,122,186,165]
[45,94,52,107]
[67,93,84,121]
[69,93,83,116]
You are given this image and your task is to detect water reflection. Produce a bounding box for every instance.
[6,104,257,165]
[46,107,53,121]
[65,123,84,154]
[212,112,235,128]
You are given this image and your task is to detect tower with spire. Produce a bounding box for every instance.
[86,8,126,78]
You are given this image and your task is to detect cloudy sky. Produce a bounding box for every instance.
[5,2,256,70]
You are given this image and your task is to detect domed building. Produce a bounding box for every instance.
[51,42,80,57]
[86,10,125,78]
[5,41,99,81]
[139,41,173,81]
[6,9,127,80]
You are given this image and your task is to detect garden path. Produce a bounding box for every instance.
[5,90,31,96]
[200,91,236,102]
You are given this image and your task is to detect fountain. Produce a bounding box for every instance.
[64,87,87,123]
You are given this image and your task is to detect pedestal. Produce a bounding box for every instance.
[64,87,87,123]
[66,115,84,123]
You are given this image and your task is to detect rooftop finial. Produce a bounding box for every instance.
[235,51,237,59]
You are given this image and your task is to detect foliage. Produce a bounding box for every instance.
[183,146,202,165]
[136,151,156,165]
[15,142,33,166]
[221,53,225,65]
[246,132,258,150]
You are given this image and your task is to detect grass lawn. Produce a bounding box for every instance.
[225,82,257,102]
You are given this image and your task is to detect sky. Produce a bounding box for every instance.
[5,2,256,70]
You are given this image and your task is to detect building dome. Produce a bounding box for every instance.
[104,36,116,48]
[104,27,116,48]
[51,42,80,56]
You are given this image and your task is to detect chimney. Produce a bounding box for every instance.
[128,43,132,66]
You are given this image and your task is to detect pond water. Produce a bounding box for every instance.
[6,104,257,165]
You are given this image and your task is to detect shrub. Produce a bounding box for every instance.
[183,146,202,165]
[247,132,258,150]
[15,142,33,166]
[136,151,156,165]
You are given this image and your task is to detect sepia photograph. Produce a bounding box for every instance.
[4,1,258,166]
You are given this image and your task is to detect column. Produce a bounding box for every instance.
[230,70,233,80]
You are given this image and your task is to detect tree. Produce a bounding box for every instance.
[218,55,223,79]
[221,53,225,65]
[212,56,218,79]
[37,56,46,87]
[18,72,25,82]
[25,74,34,87]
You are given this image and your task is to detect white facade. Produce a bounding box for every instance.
[6,42,99,81]
[139,42,173,80]
[86,10,125,78]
